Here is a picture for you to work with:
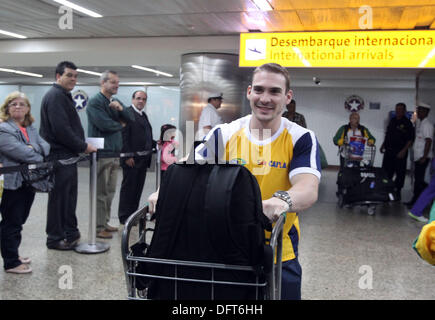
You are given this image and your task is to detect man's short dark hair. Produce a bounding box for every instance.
[396,102,406,110]
[252,63,291,93]
[132,90,147,99]
[55,61,77,78]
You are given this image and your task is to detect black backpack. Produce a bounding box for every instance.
[135,162,273,300]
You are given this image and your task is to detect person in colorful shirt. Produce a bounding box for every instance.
[333,112,376,168]
[149,63,321,300]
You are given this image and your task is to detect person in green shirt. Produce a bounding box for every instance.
[333,112,375,168]
[86,70,132,239]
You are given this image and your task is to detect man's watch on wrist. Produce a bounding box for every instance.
[273,191,293,212]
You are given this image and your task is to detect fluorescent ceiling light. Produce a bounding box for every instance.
[0,68,43,78]
[251,0,273,11]
[131,65,173,78]
[159,86,180,91]
[77,68,102,76]
[53,0,103,18]
[0,29,27,39]
[119,82,156,86]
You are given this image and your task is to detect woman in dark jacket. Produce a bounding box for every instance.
[0,91,50,274]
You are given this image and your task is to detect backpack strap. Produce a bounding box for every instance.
[204,165,270,271]
[203,165,241,260]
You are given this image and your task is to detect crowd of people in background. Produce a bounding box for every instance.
[331,100,432,223]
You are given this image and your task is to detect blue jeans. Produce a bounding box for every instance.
[281,258,302,300]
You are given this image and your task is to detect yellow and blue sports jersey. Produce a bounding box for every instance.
[196,115,321,262]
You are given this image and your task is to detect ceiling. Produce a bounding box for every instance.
[1,0,435,85]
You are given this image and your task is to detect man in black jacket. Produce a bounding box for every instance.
[40,61,97,250]
[118,90,154,224]
[380,102,415,201]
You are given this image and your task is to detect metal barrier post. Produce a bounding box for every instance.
[75,152,110,254]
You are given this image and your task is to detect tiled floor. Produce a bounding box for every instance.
[0,166,434,300]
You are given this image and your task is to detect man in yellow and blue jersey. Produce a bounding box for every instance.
[149,63,321,300]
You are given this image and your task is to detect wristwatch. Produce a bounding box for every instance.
[273,191,293,211]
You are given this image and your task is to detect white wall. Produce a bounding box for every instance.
[291,86,420,167]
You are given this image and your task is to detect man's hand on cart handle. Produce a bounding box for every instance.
[262,197,289,222]
[148,189,159,214]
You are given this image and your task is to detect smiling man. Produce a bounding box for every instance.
[40,61,97,251]
[211,63,321,300]
[148,63,321,300]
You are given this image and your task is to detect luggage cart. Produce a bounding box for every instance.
[337,144,396,215]
[121,206,286,300]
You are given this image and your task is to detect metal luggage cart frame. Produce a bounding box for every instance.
[121,206,286,300]
[340,143,376,168]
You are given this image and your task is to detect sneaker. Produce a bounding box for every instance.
[408,211,429,223]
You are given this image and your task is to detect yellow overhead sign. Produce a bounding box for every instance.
[239,30,435,68]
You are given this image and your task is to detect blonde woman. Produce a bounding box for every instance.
[0,92,50,274]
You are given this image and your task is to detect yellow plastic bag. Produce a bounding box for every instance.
[413,201,435,266]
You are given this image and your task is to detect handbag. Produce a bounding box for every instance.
[21,163,55,193]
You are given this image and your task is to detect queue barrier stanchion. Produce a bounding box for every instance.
[75,152,110,254]
[0,150,153,254]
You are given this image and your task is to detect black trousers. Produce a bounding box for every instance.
[46,163,80,246]
[381,150,407,191]
[412,158,430,203]
[0,185,35,270]
[118,165,147,224]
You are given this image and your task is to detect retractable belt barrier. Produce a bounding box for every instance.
[0,150,154,175]
[0,148,155,254]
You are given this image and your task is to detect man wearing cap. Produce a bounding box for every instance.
[406,102,433,208]
[197,92,223,139]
